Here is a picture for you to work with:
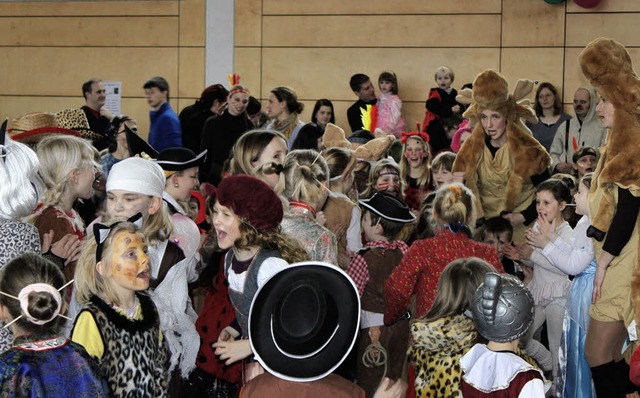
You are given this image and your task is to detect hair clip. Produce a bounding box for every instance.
[400,130,430,144]
[1,279,74,329]
[93,213,143,262]
[311,151,323,166]
[448,184,463,198]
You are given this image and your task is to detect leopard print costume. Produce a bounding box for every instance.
[408,314,477,398]
[77,293,168,397]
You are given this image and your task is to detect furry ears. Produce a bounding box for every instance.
[322,123,351,149]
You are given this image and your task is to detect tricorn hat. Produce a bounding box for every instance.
[156,147,207,173]
[124,125,158,159]
[359,191,415,223]
[249,262,360,382]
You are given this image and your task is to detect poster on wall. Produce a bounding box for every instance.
[103,81,122,116]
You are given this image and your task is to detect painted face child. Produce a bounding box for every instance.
[375,167,401,197]
[98,229,150,294]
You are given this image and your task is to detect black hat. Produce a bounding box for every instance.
[124,125,158,159]
[572,146,598,163]
[359,191,416,223]
[156,147,207,172]
[249,262,360,382]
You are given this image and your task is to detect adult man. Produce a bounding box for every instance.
[81,78,111,151]
[143,76,182,152]
[550,86,607,173]
[347,74,377,133]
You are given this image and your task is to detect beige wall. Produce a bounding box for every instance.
[234,0,640,132]
[0,0,639,138]
[0,0,205,138]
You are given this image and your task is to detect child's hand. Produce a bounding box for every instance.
[503,242,521,261]
[514,241,533,260]
[43,231,83,265]
[373,378,407,398]
[316,211,327,226]
[452,105,461,114]
[452,171,466,184]
[212,338,252,365]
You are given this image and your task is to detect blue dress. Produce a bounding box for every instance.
[561,260,596,398]
[0,333,108,397]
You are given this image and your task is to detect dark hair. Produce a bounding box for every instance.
[0,253,67,334]
[311,99,336,125]
[536,178,572,205]
[347,129,375,144]
[271,87,304,114]
[199,84,229,108]
[365,209,405,240]
[378,71,399,95]
[143,76,170,100]
[477,216,513,243]
[247,96,262,116]
[350,73,370,92]
[82,78,102,100]
[534,82,563,117]
[106,115,133,153]
[580,173,593,190]
[291,123,324,151]
[431,151,456,173]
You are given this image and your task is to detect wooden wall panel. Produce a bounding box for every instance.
[502,0,565,47]
[566,14,640,47]
[234,47,262,97]
[0,17,178,47]
[262,15,501,48]
[0,47,178,97]
[235,0,262,47]
[0,1,178,16]
[179,47,206,98]
[260,48,500,103]
[501,48,565,98]
[263,0,501,15]
[180,0,206,46]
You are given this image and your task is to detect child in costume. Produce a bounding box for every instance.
[345,192,414,397]
[103,157,199,382]
[384,183,503,325]
[525,173,596,398]
[504,179,573,384]
[30,134,101,284]
[228,129,288,191]
[211,175,308,375]
[408,257,495,398]
[422,66,462,154]
[280,150,338,264]
[72,220,168,397]
[431,151,456,190]
[571,146,597,180]
[376,71,406,138]
[0,253,107,397]
[460,272,545,397]
[399,130,431,211]
[362,159,403,200]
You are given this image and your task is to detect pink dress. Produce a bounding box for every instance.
[377,92,406,138]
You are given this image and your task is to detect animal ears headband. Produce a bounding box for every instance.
[0,279,74,329]
[93,213,144,262]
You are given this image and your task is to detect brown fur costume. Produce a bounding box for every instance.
[452,70,551,219]
[579,37,640,327]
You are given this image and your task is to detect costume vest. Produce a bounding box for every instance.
[224,248,282,336]
[361,247,405,313]
[80,293,168,397]
[477,144,535,218]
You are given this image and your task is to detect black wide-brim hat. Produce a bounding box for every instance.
[359,191,416,223]
[249,262,360,382]
[156,147,207,171]
[124,125,158,159]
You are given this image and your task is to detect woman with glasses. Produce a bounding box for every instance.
[526,82,571,152]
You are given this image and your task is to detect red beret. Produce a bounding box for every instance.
[217,174,283,231]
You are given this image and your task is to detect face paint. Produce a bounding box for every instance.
[106,231,150,293]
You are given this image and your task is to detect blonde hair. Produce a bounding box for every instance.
[75,222,145,306]
[362,158,404,199]
[35,135,100,209]
[321,147,356,187]
[282,149,330,207]
[434,65,455,82]
[399,136,431,188]
[229,129,287,193]
[432,183,476,227]
[423,257,494,322]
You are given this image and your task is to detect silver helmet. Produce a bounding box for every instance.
[471,272,534,343]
